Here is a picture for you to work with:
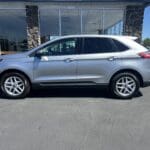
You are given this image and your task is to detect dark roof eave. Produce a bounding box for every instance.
[0,0,150,3]
[0,0,150,2]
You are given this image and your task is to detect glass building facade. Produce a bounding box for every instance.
[0,9,27,54]
[40,8,124,43]
[0,0,149,54]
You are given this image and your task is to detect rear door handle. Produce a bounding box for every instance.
[107,56,117,61]
[64,58,74,63]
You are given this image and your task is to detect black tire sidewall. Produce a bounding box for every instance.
[0,72,30,99]
[110,72,140,99]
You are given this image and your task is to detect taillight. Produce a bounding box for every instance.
[139,52,150,59]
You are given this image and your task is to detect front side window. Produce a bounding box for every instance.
[82,38,117,54]
[37,38,78,56]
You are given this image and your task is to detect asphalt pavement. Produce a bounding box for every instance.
[0,87,150,150]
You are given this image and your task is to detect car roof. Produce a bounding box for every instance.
[51,34,138,41]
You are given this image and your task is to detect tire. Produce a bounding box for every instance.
[110,72,140,99]
[0,72,31,99]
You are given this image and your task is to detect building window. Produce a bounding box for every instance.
[82,10,103,34]
[40,9,60,43]
[0,9,27,54]
[61,9,81,35]
[40,8,124,43]
[103,9,124,35]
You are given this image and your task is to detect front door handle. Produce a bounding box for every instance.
[64,58,74,63]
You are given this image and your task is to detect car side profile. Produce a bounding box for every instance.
[0,35,150,99]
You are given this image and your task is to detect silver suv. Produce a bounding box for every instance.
[0,35,150,99]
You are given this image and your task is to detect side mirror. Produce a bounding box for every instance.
[34,52,42,58]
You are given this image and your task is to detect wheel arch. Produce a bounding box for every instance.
[0,69,32,85]
[109,69,144,87]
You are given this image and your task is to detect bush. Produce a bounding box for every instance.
[143,38,150,49]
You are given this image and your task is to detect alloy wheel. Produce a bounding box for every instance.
[4,76,25,96]
[115,76,136,97]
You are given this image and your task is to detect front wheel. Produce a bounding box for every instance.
[0,72,31,99]
[110,72,140,99]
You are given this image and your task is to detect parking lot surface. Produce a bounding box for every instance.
[0,87,150,150]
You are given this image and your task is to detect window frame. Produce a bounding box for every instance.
[31,37,81,57]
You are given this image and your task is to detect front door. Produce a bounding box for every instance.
[33,38,79,84]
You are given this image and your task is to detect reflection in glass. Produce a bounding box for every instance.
[82,10,103,34]
[38,38,77,56]
[40,9,60,43]
[0,9,27,54]
[61,9,81,35]
[104,10,124,35]
[39,8,124,43]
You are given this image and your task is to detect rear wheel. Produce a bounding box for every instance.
[110,72,140,99]
[0,72,30,98]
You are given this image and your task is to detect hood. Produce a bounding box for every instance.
[0,52,28,60]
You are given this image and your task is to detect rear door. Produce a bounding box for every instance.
[76,37,122,84]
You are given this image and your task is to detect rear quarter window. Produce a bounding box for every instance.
[112,39,129,51]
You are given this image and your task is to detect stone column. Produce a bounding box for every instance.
[26,5,41,49]
[124,5,145,42]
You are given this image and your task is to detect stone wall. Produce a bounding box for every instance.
[26,5,41,49]
[124,5,145,42]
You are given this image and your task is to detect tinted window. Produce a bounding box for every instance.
[37,38,78,56]
[112,39,129,51]
[82,38,117,54]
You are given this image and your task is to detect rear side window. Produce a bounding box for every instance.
[82,38,117,54]
[112,39,129,51]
